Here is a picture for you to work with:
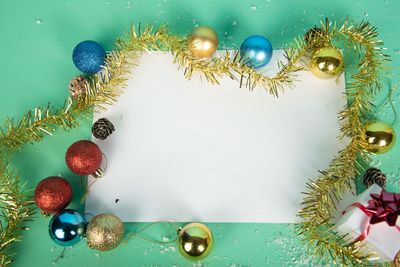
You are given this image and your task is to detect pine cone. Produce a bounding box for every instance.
[68,76,88,98]
[362,167,387,188]
[304,26,328,47]
[92,118,115,140]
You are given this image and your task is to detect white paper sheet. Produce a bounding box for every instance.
[85,50,347,223]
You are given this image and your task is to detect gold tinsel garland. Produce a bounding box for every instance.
[0,162,35,266]
[0,17,390,265]
[298,18,390,265]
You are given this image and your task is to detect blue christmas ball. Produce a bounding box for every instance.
[240,35,273,69]
[49,209,86,246]
[72,40,105,74]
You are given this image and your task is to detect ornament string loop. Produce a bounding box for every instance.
[376,85,398,127]
[81,153,108,203]
[123,220,181,246]
[52,240,85,264]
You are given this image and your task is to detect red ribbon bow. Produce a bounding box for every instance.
[365,189,400,226]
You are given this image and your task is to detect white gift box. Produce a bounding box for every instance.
[335,184,400,263]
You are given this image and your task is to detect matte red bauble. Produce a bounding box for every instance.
[65,140,102,176]
[34,176,73,214]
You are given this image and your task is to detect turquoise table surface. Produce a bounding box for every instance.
[1,0,400,266]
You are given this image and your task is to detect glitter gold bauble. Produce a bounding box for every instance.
[188,26,219,59]
[363,120,396,154]
[86,213,125,251]
[177,223,213,261]
[309,46,343,79]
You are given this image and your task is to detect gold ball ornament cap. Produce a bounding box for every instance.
[310,46,344,79]
[86,213,125,251]
[364,120,396,154]
[177,223,214,261]
[188,26,219,59]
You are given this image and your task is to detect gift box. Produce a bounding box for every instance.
[335,184,400,263]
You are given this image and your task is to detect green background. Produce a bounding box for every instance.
[1,0,399,266]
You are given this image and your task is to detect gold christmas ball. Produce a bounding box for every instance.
[309,46,343,79]
[188,26,219,59]
[86,213,125,251]
[363,120,396,154]
[177,223,214,261]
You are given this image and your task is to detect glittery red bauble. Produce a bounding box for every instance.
[65,140,102,175]
[34,177,73,214]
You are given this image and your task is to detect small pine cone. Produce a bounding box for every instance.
[92,118,115,140]
[68,76,88,98]
[362,167,387,188]
[304,26,328,47]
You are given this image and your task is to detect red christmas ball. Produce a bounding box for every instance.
[65,140,102,175]
[34,177,73,214]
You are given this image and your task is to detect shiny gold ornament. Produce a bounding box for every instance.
[177,223,214,261]
[363,120,396,154]
[86,213,125,251]
[309,46,343,79]
[188,26,219,59]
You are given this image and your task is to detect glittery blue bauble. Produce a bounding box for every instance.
[49,209,86,246]
[72,40,105,74]
[240,35,273,69]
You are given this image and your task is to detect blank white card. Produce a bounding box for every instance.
[85,50,347,223]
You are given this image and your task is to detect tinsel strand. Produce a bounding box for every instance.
[297,17,390,265]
